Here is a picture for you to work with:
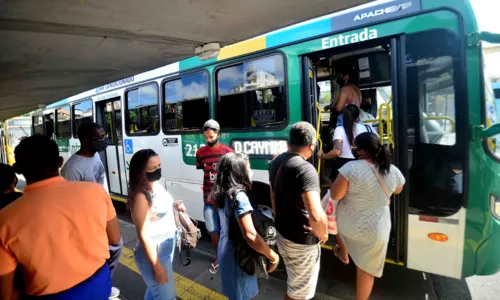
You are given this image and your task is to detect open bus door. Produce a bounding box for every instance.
[95,99,128,196]
[301,57,320,169]
[301,37,408,265]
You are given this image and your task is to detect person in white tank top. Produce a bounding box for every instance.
[128,149,185,300]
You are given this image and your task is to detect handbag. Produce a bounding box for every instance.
[228,191,276,278]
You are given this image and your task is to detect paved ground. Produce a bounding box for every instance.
[14,176,500,299]
[112,202,500,300]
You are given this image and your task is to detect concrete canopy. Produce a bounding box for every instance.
[0,0,372,120]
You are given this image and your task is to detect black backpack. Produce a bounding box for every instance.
[228,190,277,278]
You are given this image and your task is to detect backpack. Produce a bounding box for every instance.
[173,205,201,266]
[229,190,277,278]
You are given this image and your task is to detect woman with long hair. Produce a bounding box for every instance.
[211,152,280,300]
[128,149,184,300]
[330,133,405,300]
[318,104,377,181]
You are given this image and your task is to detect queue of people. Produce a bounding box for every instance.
[0,112,405,300]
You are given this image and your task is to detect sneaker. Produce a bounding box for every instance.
[109,287,120,299]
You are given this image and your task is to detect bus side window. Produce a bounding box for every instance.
[55,105,71,139]
[125,83,159,136]
[215,54,286,130]
[163,71,209,133]
[73,100,93,138]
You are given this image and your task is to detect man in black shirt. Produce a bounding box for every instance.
[0,164,22,210]
[269,122,327,300]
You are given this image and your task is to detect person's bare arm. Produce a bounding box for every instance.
[302,191,328,243]
[321,139,342,160]
[394,185,404,195]
[330,174,349,200]
[131,193,158,267]
[0,271,15,300]
[106,216,121,246]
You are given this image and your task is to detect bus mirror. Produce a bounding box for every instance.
[468,31,500,46]
[480,123,500,139]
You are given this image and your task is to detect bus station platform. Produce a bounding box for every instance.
[112,204,436,300]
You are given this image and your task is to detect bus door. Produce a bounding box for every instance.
[401,30,466,278]
[43,112,55,140]
[301,57,320,168]
[96,99,127,196]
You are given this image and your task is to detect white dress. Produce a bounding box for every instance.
[336,160,405,277]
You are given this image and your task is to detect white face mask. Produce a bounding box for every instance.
[248,169,254,180]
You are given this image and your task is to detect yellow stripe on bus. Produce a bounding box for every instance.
[120,247,227,300]
[217,36,266,61]
[320,244,404,266]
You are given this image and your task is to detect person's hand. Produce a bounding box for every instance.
[267,251,280,273]
[153,262,168,284]
[304,225,328,245]
[317,150,324,160]
[175,200,186,212]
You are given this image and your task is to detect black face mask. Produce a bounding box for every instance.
[207,138,218,148]
[336,77,346,87]
[351,149,361,160]
[92,140,108,152]
[146,168,162,182]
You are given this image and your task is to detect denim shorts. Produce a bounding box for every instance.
[203,203,220,235]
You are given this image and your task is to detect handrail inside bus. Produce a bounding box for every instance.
[424,116,456,132]
[316,102,323,175]
[363,96,394,148]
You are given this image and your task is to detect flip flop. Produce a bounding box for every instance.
[209,263,219,275]
[333,245,349,265]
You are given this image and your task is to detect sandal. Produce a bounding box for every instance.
[209,263,219,275]
[333,245,349,265]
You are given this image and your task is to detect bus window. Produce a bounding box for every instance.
[163,71,209,132]
[33,115,44,136]
[216,54,286,130]
[407,30,458,147]
[55,105,71,139]
[73,100,93,138]
[125,83,159,136]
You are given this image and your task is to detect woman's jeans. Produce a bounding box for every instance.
[134,236,177,300]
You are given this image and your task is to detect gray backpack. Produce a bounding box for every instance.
[173,205,201,266]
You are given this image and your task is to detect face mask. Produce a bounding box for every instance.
[352,149,361,160]
[92,140,108,152]
[146,168,162,182]
[206,138,219,148]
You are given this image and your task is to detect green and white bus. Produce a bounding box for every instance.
[22,0,500,279]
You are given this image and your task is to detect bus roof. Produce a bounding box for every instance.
[52,0,479,108]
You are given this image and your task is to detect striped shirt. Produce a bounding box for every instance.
[196,144,233,204]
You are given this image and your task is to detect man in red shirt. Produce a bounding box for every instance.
[196,119,233,274]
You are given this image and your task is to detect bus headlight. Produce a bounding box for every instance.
[491,194,500,219]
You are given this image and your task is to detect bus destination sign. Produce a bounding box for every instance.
[231,139,288,158]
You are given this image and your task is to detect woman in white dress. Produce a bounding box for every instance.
[330,132,405,300]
